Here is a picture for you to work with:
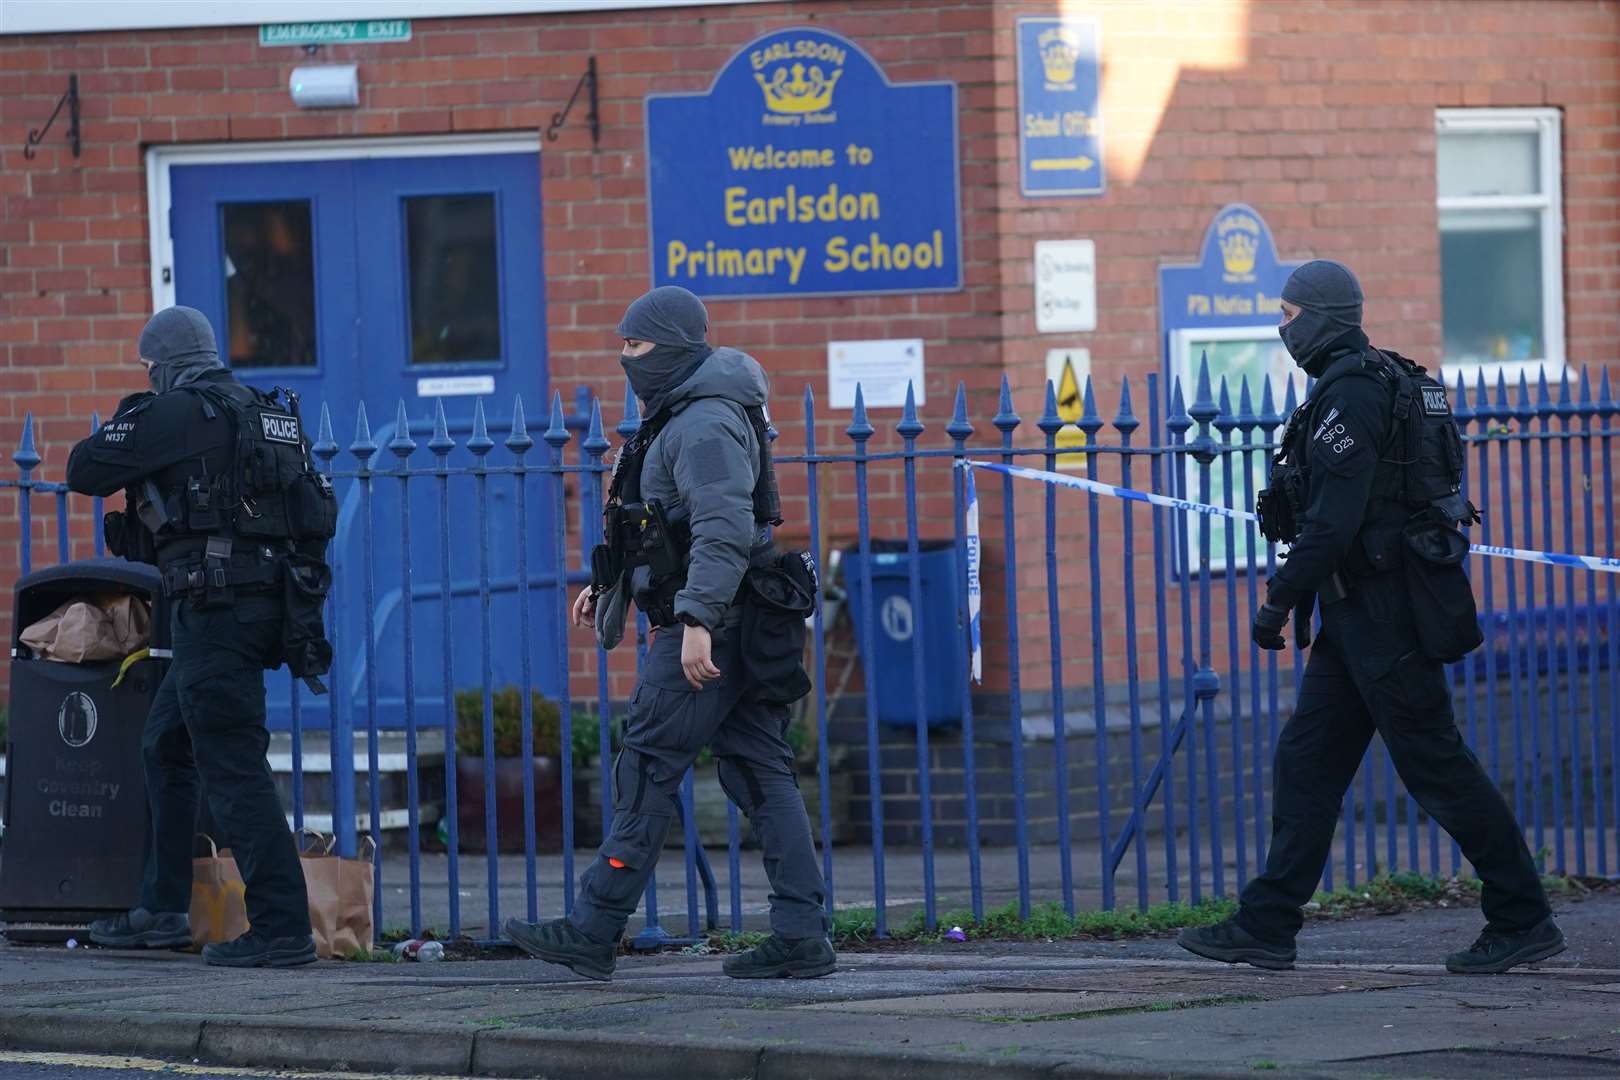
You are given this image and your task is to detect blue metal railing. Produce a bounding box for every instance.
[4,360,1618,943]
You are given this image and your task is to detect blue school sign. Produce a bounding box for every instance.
[645,27,962,298]
[1016,16,1104,197]
[1159,203,1304,351]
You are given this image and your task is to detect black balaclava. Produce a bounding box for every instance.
[139,305,223,393]
[616,286,713,408]
[1279,259,1366,377]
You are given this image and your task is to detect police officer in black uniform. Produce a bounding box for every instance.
[1178,261,1564,974]
[68,306,329,968]
[505,286,833,982]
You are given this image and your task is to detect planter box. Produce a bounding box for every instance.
[454,755,564,854]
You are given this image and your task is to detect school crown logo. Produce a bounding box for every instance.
[755,63,842,114]
[1220,231,1257,276]
[1038,28,1080,87]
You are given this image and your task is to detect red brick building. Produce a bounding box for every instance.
[2,0,1616,722]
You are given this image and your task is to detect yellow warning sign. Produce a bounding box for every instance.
[1046,348,1090,470]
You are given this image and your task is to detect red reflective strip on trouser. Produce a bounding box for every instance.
[608,858,626,869]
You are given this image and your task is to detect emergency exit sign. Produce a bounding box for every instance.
[259,20,412,46]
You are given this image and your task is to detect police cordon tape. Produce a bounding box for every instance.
[959,459,1620,683]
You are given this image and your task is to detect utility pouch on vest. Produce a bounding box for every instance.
[281,552,333,694]
[1401,506,1483,663]
[740,550,817,706]
[199,537,234,610]
[287,471,338,541]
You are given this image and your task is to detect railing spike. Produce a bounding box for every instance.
[1114,374,1140,436]
[350,401,377,463]
[14,413,40,472]
[467,398,494,457]
[544,390,570,448]
[846,384,874,443]
[506,394,534,455]
[428,398,455,457]
[897,381,924,440]
[389,400,417,458]
[946,381,973,444]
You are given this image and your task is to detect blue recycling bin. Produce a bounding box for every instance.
[840,540,963,729]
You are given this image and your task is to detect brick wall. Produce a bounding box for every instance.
[1,0,1617,712]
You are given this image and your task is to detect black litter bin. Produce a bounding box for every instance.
[0,559,169,933]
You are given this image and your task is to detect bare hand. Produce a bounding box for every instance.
[680,624,722,690]
[571,587,597,629]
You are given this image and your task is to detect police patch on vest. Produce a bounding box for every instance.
[1420,385,1451,417]
[261,412,301,445]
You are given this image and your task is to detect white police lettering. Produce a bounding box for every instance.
[1421,385,1450,416]
[261,412,301,445]
[98,420,136,445]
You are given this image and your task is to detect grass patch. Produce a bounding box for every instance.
[341,946,401,963]
[697,872,1591,954]
[1252,1061,1278,1071]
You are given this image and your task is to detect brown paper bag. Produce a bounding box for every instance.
[20,593,151,662]
[189,835,249,948]
[298,829,376,959]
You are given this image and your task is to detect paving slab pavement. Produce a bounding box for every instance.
[2,890,1619,1079]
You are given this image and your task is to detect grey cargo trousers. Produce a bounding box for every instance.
[571,616,830,944]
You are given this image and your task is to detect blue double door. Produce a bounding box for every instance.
[168,151,562,732]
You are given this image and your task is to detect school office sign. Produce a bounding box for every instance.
[645,28,962,298]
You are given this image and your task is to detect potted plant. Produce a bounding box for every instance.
[452,687,598,854]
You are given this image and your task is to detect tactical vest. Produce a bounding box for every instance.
[591,401,782,625]
[155,382,338,554]
[1257,349,1474,546]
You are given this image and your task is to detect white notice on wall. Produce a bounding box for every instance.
[827,339,925,410]
[417,376,496,398]
[1035,239,1097,333]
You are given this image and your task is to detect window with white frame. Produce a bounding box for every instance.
[1435,108,1563,379]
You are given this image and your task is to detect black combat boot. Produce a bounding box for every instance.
[1445,916,1565,974]
[1177,918,1296,970]
[202,929,318,968]
[87,907,192,950]
[505,917,617,981]
[723,933,836,979]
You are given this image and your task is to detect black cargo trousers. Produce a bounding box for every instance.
[571,613,830,944]
[138,588,312,939]
[1236,571,1549,944]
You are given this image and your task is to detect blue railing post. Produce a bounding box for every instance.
[1113,377,1150,910]
[509,395,540,923]
[1036,378,1075,915]
[947,384,985,921]
[1186,356,1225,897]
[897,383,936,929]
[1079,378,1110,910]
[15,414,39,577]
[803,387,836,918]
[1576,368,1605,876]
[388,401,423,936]
[1166,379,1201,903]
[581,401,615,849]
[467,399,500,934]
[847,386,887,935]
[349,404,383,922]
[1213,377,1247,887]
[312,407,357,861]
[427,400,462,938]
[993,376,1032,919]
[1146,374,1180,903]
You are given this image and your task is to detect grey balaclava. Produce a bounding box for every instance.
[1279,259,1365,376]
[616,286,712,407]
[139,306,223,393]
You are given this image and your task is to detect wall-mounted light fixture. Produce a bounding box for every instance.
[289,65,360,109]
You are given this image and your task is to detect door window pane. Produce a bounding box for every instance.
[1439,208,1544,366]
[1437,131,1539,198]
[405,194,502,365]
[222,201,318,368]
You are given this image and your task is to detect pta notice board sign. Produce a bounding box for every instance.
[645,27,962,298]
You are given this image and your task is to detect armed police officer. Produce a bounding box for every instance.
[1178,261,1563,975]
[505,286,832,981]
[67,306,336,968]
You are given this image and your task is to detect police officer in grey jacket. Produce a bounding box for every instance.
[506,287,833,981]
